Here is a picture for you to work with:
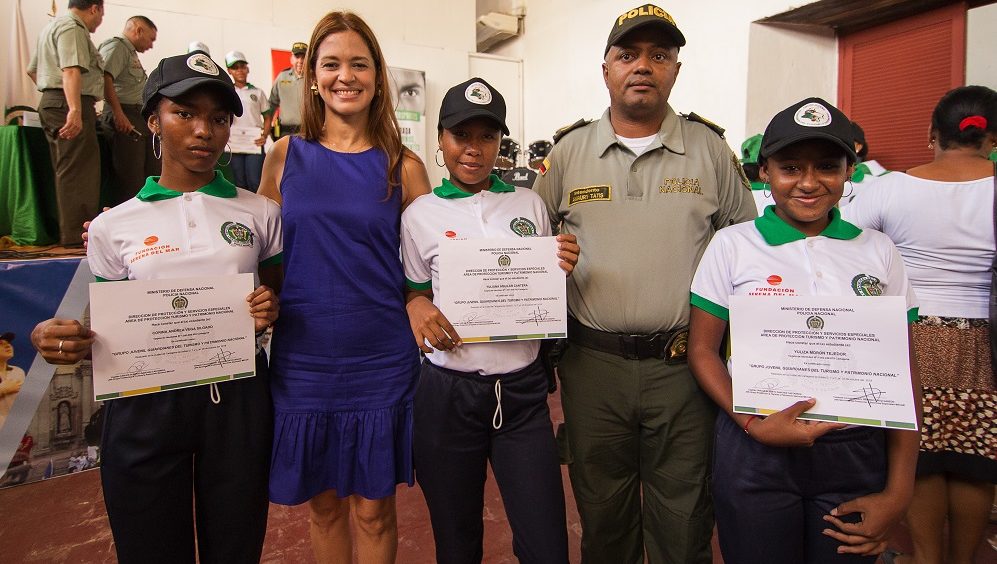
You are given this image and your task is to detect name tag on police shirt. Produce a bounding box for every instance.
[568,185,611,206]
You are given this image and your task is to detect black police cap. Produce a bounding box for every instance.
[439,77,509,135]
[142,51,243,118]
[605,4,686,56]
[760,97,856,162]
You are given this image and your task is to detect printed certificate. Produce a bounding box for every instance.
[229,126,263,154]
[439,237,566,342]
[729,295,917,429]
[89,274,257,400]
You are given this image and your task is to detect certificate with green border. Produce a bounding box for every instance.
[439,237,566,343]
[730,295,917,430]
[89,274,256,400]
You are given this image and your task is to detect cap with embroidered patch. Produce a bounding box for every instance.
[439,77,509,135]
[224,50,248,69]
[291,42,307,55]
[605,4,685,56]
[760,97,856,162]
[142,51,243,118]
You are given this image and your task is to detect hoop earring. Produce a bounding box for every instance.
[844,181,854,198]
[762,184,771,199]
[435,148,445,168]
[218,144,232,167]
[152,133,162,160]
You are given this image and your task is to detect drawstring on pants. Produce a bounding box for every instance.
[210,382,221,404]
[492,379,503,430]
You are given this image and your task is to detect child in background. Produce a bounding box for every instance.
[225,50,272,192]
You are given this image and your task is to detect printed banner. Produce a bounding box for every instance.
[0,259,103,488]
[388,67,426,164]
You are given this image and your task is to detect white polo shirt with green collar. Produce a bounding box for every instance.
[401,175,551,375]
[87,172,283,284]
[690,206,918,324]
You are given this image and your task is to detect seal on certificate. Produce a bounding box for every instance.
[806,315,825,330]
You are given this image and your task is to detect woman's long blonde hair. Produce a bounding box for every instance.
[300,12,403,196]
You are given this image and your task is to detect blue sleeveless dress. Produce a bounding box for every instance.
[269,137,418,504]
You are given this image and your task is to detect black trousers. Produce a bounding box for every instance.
[414,359,568,564]
[99,353,273,564]
[713,412,886,564]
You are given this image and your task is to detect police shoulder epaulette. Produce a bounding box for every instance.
[682,112,726,139]
[552,118,593,144]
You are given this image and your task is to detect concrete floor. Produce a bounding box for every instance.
[1,389,995,563]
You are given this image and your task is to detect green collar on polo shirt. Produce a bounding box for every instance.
[136,171,238,202]
[433,175,515,199]
[754,205,861,246]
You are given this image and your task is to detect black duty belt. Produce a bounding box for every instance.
[567,317,688,363]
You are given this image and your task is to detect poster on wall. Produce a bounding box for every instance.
[0,259,103,488]
[388,67,426,164]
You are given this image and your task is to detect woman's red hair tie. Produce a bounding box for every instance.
[959,115,987,131]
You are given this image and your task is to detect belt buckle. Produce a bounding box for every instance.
[665,330,689,364]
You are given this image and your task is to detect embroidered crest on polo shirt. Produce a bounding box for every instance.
[851,273,883,296]
[220,221,255,247]
[187,53,220,76]
[444,230,458,239]
[794,103,831,127]
[509,217,538,237]
[464,82,492,105]
[144,235,159,246]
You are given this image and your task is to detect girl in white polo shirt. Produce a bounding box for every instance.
[31,52,281,564]
[687,98,921,564]
[402,78,578,564]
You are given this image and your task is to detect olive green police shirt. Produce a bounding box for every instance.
[533,106,755,335]
[99,36,146,105]
[28,12,104,99]
[269,68,304,127]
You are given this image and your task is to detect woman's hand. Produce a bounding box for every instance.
[821,488,910,556]
[747,398,846,447]
[406,294,460,353]
[556,233,579,276]
[30,319,94,365]
[247,285,278,333]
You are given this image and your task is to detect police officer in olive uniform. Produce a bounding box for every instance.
[99,15,160,205]
[269,42,306,137]
[27,0,105,246]
[533,5,755,563]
